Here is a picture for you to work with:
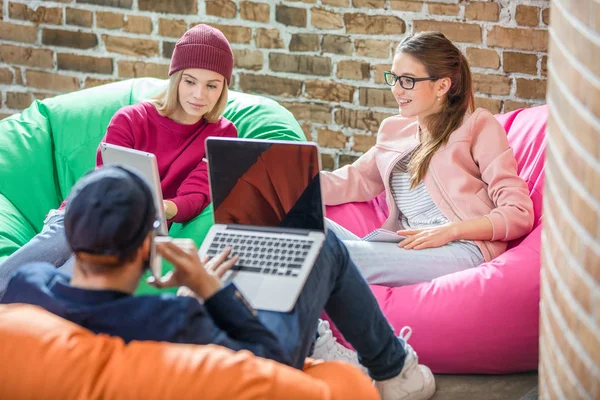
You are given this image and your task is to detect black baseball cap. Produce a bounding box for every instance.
[64,165,158,264]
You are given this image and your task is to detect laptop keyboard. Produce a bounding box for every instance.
[205,232,314,277]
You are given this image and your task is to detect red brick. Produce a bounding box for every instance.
[233,49,263,71]
[270,53,331,76]
[339,154,360,167]
[352,134,376,152]
[318,128,346,149]
[305,80,355,102]
[516,78,547,99]
[516,5,539,27]
[322,0,348,6]
[9,3,62,25]
[43,29,98,49]
[32,92,55,101]
[0,67,13,84]
[14,67,23,85]
[428,2,459,16]
[359,87,397,108]
[76,0,133,8]
[124,16,153,34]
[344,13,405,34]
[321,153,334,170]
[289,33,320,52]
[158,19,186,38]
[138,0,197,14]
[84,77,121,89]
[205,24,251,44]
[414,20,481,43]
[66,8,93,27]
[355,39,389,59]
[96,11,124,29]
[118,61,169,79]
[256,28,284,49]
[542,7,550,25]
[276,5,307,27]
[102,34,158,57]
[504,100,531,113]
[0,21,37,44]
[503,52,537,75]
[465,2,499,22]
[0,44,53,68]
[372,64,388,84]
[336,60,370,81]
[390,1,423,12]
[541,55,548,77]
[322,35,352,55]
[57,53,113,74]
[238,73,302,97]
[474,97,501,114]
[25,70,80,92]
[466,47,500,69]
[352,0,385,8]
[311,7,343,29]
[280,101,331,124]
[487,27,548,52]
[472,73,511,95]
[162,41,175,58]
[56,53,113,75]
[240,1,269,23]
[206,0,237,18]
[5,91,33,109]
[300,123,312,140]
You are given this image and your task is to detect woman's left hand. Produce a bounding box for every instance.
[163,200,178,220]
[397,224,457,250]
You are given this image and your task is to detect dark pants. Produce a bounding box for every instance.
[258,231,406,380]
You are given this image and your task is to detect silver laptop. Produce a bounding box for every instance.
[99,142,168,236]
[200,138,326,312]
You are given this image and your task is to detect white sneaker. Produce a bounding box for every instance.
[374,327,436,400]
[310,319,368,374]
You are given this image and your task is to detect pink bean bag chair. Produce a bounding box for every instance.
[325,105,547,374]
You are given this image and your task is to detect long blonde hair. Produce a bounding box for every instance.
[148,70,229,123]
[397,32,475,189]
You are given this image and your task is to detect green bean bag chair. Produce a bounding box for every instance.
[0,78,305,294]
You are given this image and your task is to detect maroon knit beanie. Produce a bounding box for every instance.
[168,24,234,85]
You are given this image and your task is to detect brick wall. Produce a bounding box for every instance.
[539,0,600,398]
[0,0,549,167]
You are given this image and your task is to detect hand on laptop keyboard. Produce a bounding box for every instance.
[147,241,239,300]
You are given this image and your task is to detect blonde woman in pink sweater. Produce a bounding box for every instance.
[321,32,534,287]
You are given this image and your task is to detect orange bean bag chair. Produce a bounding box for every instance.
[0,304,378,400]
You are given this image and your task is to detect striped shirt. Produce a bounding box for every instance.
[390,149,450,230]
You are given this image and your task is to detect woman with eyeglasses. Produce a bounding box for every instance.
[321,31,534,288]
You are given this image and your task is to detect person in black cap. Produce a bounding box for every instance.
[1,165,436,400]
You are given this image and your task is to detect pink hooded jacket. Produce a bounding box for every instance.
[321,108,534,262]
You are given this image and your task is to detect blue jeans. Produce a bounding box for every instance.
[258,231,407,381]
[0,211,74,298]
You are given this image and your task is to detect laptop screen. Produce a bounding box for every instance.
[206,138,325,232]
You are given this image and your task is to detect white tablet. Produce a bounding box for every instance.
[99,142,168,235]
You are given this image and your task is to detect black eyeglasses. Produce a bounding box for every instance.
[383,72,438,90]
